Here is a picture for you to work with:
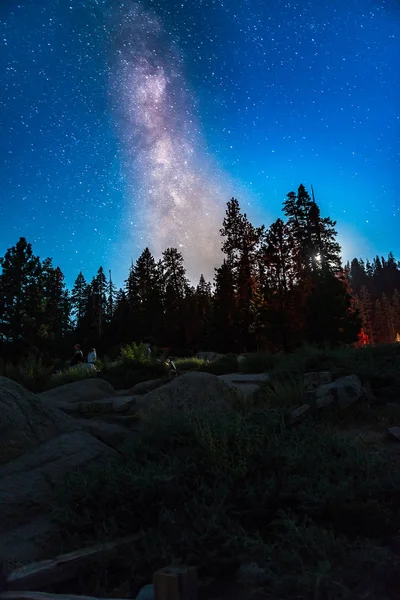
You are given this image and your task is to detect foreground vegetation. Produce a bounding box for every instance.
[44,343,400,599]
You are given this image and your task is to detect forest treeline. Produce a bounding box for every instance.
[0,184,399,362]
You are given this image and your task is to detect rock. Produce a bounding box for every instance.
[136,584,155,600]
[388,427,400,441]
[133,371,243,414]
[361,381,375,403]
[236,562,270,586]
[0,376,76,466]
[0,431,117,563]
[38,379,116,414]
[218,373,269,400]
[237,354,247,364]
[129,378,166,395]
[75,419,133,450]
[290,404,311,423]
[303,371,332,391]
[306,374,363,409]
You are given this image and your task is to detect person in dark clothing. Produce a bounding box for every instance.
[71,344,84,366]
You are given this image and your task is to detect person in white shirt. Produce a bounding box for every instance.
[87,348,97,364]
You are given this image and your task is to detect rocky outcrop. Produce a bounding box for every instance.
[38,379,117,414]
[303,371,332,391]
[218,373,269,400]
[304,374,363,408]
[0,377,76,466]
[132,371,243,414]
[129,378,166,395]
[0,431,118,563]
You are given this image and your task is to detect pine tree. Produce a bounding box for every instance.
[305,268,361,347]
[381,292,396,343]
[374,298,386,344]
[71,272,88,326]
[220,198,263,350]
[358,285,375,345]
[262,218,295,351]
[106,270,117,325]
[211,259,237,352]
[392,289,400,340]
[94,267,108,338]
[0,237,43,346]
[162,248,189,349]
[41,258,70,340]
[132,248,164,341]
[111,289,130,345]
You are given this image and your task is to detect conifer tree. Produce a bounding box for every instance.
[41,258,70,340]
[211,259,237,352]
[0,237,43,346]
[71,272,88,326]
[358,285,375,345]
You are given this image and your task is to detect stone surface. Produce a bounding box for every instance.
[290,404,311,423]
[38,379,116,414]
[136,584,155,600]
[132,371,243,414]
[388,427,400,441]
[303,371,332,391]
[75,419,133,450]
[0,431,117,563]
[306,374,363,409]
[0,376,76,466]
[129,378,166,395]
[218,373,269,400]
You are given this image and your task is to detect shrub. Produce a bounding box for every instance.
[101,361,168,391]
[0,354,54,392]
[120,342,152,365]
[47,365,98,390]
[54,401,400,598]
[173,357,206,371]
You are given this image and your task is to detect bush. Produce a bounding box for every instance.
[0,354,54,392]
[173,357,206,371]
[101,361,167,391]
[120,342,152,365]
[47,365,98,390]
[54,401,400,598]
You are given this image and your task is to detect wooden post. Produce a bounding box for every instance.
[153,566,198,600]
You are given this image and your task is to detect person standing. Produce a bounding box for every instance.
[87,348,97,364]
[71,344,84,366]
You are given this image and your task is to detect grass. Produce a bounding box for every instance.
[173,357,207,371]
[198,353,239,375]
[53,365,400,600]
[47,365,98,390]
[0,354,54,392]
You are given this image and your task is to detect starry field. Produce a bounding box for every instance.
[0,0,399,285]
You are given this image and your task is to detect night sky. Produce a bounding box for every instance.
[1,0,399,286]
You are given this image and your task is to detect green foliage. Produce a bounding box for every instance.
[101,359,167,390]
[54,402,400,598]
[0,354,54,392]
[173,357,206,371]
[120,342,152,365]
[47,365,98,390]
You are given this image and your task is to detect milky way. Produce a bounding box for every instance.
[109,2,229,282]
